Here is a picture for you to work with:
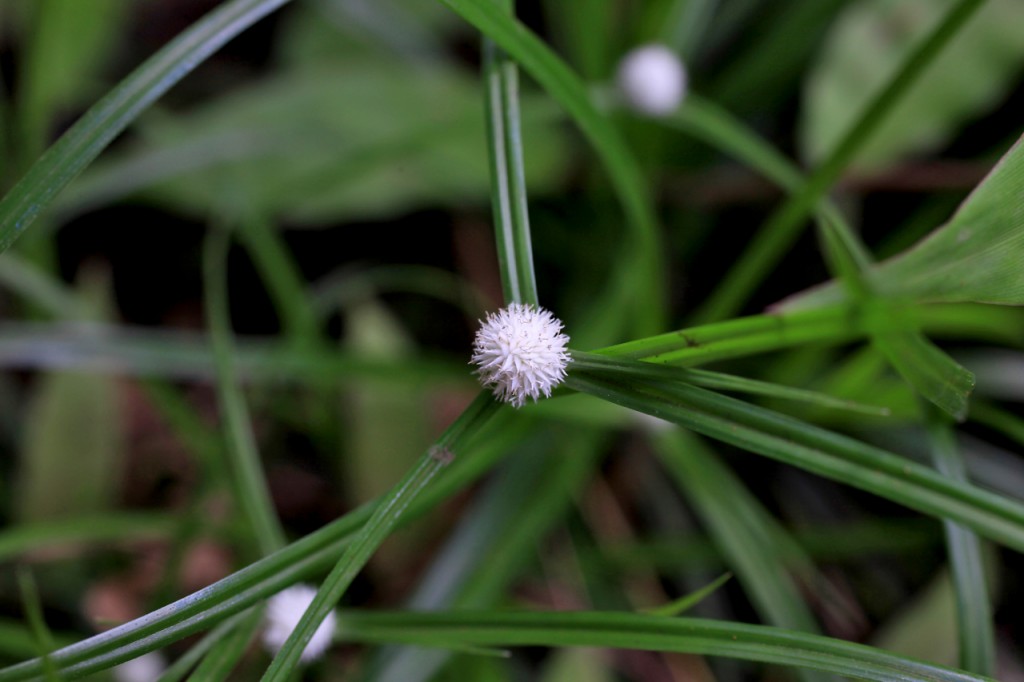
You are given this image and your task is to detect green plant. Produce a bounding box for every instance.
[1,0,1023,680]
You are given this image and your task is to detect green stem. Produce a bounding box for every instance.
[692,0,987,323]
[482,2,538,305]
[260,392,499,680]
[439,0,665,337]
[204,228,286,556]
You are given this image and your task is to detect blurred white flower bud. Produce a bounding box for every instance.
[262,584,336,663]
[112,652,166,682]
[616,44,688,116]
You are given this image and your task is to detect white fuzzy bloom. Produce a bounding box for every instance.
[616,44,688,116]
[262,584,336,663]
[112,652,166,682]
[471,303,571,408]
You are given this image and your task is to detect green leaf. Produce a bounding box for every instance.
[0,0,295,253]
[61,62,568,226]
[185,609,262,681]
[652,432,821,631]
[802,0,1024,170]
[203,228,285,557]
[259,393,500,681]
[0,513,176,563]
[923,408,995,675]
[342,301,428,505]
[0,411,525,681]
[336,610,993,682]
[16,268,122,522]
[874,332,975,421]
[16,0,129,161]
[566,371,1024,554]
[691,0,987,323]
[641,572,732,618]
[784,132,1024,309]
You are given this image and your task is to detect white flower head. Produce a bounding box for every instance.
[262,584,336,663]
[471,303,571,408]
[112,652,166,682]
[616,44,688,116]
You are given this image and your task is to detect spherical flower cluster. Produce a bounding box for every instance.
[616,44,688,116]
[471,303,571,408]
[261,584,336,663]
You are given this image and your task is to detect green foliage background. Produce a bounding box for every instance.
[0,0,1023,680]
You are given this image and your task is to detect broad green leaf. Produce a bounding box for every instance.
[336,610,992,682]
[17,0,129,160]
[802,0,1024,170]
[342,301,427,505]
[783,133,1024,310]
[60,62,568,226]
[276,0,457,65]
[16,266,122,522]
[0,0,295,253]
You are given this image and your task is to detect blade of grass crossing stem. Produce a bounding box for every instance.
[368,430,600,682]
[565,371,1024,553]
[156,611,253,682]
[692,0,987,323]
[924,406,995,676]
[0,0,293,252]
[0,252,83,319]
[438,0,665,337]
[15,569,59,682]
[571,350,889,416]
[672,95,873,285]
[652,430,831,682]
[186,608,263,681]
[0,513,176,562]
[673,95,977,420]
[336,610,993,682]
[457,431,602,606]
[483,2,538,306]
[232,210,321,349]
[260,392,500,681]
[653,431,820,630]
[0,413,528,681]
[203,228,285,556]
